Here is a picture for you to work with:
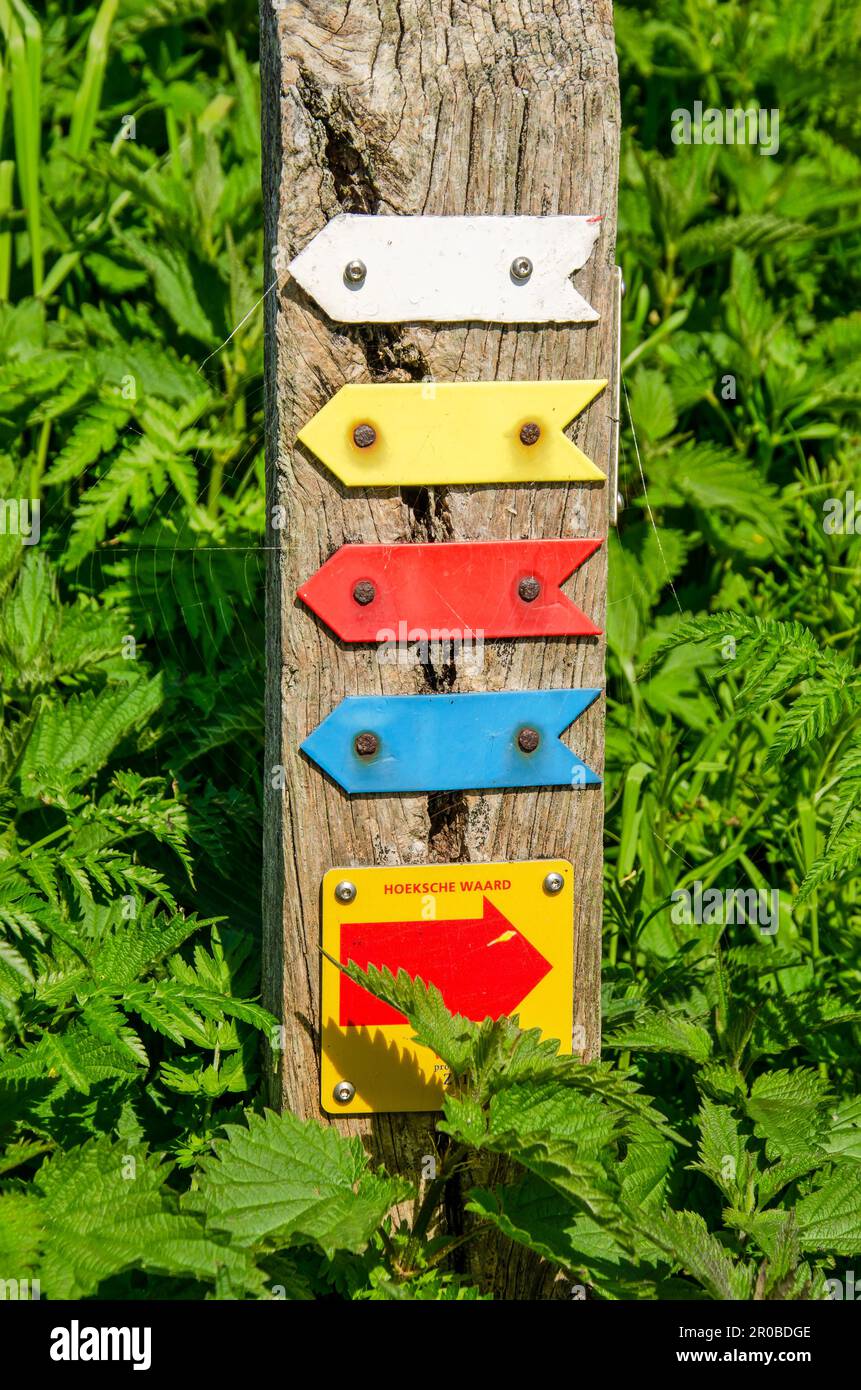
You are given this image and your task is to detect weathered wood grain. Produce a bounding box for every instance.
[261,0,619,1297]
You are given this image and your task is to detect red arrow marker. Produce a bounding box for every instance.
[298,539,602,642]
[339,898,552,1026]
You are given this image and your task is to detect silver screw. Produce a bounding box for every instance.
[333,1080,355,1104]
[510,255,533,282]
[620,274,627,299]
[616,491,625,514]
[334,879,357,904]
[344,259,366,286]
[543,871,565,895]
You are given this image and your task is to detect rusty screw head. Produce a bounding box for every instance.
[511,255,533,282]
[354,732,379,758]
[517,727,541,753]
[352,580,376,606]
[353,424,377,448]
[518,576,541,603]
[519,422,541,446]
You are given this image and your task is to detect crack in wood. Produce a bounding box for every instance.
[427,790,469,860]
[296,67,379,213]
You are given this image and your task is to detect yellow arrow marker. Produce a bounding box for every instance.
[296,380,607,487]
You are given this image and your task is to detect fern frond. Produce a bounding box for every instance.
[797,812,861,903]
[765,676,860,766]
[43,399,129,487]
[641,613,819,679]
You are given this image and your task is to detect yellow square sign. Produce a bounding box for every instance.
[320,859,574,1115]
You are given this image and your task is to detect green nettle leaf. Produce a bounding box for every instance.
[336,960,677,1131]
[90,908,212,986]
[18,676,165,795]
[746,1069,830,1160]
[795,1168,861,1255]
[116,231,217,345]
[33,1139,262,1298]
[823,1098,861,1160]
[190,1109,412,1257]
[618,1119,675,1212]
[692,1099,755,1202]
[442,1082,624,1224]
[0,1192,44,1279]
[0,552,54,668]
[487,1083,621,1158]
[651,443,785,542]
[629,367,678,441]
[756,1155,831,1208]
[605,1010,713,1063]
[81,999,149,1066]
[636,1209,755,1301]
[466,1177,593,1272]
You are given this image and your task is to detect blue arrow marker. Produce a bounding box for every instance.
[300,690,601,794]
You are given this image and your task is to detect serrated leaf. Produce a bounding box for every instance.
[746,1070,829,1161]
[191,1108,411,1257]
[693,1099,754,1203]
[117,231,217,345]
[35,1138,262,1297]
[795,1168,861,1255]
[636,1208,755,1300]
[605,1010,713,1062]
[43,400,127,486]
[19,676,165,795]
[81,1000,149,1066]
[0,1192,44,1279]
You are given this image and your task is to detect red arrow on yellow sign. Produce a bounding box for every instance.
[340,897,553,1026]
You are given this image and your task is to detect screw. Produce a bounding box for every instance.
[334,880,356,904]
[620,273,627,299]
[353,424,376,448]
[344,259,366,285]
[543,871,565,895]
[354,732,379,757]
[517,727,540,753]
[616,491,625,514]
[352,580,376,605]
[519,422,541,446]
[333,1080,356,1104]
[511,256,533,282]
[518,577,541,602]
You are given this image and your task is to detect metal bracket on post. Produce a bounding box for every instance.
[608,264,623,526]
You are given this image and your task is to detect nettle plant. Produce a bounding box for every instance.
[5,945,860,1299]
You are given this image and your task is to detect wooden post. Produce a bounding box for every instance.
[261,0,619,1294]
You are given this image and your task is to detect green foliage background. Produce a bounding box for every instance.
[0,0,858,1300]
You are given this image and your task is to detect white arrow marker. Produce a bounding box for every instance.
[287,214,602,324]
